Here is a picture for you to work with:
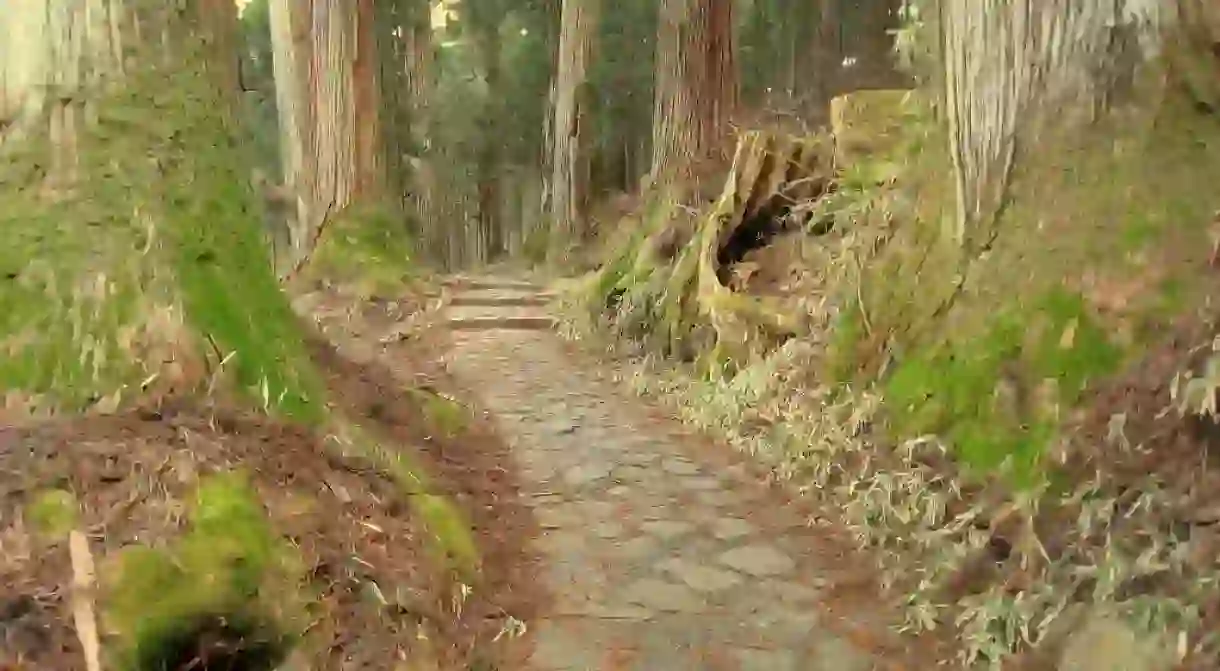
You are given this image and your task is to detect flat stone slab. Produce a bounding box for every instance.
[445,305,555,331]
[718,544,796,577]
[447,288,555,308]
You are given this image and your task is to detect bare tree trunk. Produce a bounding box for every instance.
[650,0,738,185]
[476,25,505,263]
[269,0,376,277]
[547,0,601,257]
[937,0,1170,250]
[353,0,383,197]
[403,8,439,260]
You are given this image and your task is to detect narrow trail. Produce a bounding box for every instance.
[439,276,922,671]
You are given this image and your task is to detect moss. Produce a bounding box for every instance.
[104,473,306,671]
[305,201,417,297]
[884,289,1120,484]
[26,489,80,541]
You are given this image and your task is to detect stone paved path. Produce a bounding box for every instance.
[440,276,906,671]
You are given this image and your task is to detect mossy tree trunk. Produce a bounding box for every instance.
[0,0,127,188]
[936,0,1172,252]
[547,0,601,258]
[0,0,324,420]
[649,0,738,185]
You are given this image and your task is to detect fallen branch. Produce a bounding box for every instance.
[69,530,102,671]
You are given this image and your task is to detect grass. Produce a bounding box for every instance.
[329,421,480,579]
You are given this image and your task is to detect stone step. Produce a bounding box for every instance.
[448,289,554,308]
[449,295,551,308]
[446,316,556,331]
[444,276,545,292]
[445,305,555,331]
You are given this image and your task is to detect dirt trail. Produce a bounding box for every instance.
[440,276,933,671]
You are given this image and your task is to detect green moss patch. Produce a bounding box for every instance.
[26,488,80,541]
[884,288,1121,483]
[305,202,416,297]
[104,472,307,671]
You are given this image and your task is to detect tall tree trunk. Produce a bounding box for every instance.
[476,24,505,262]
[1,0,126,188]
[353,0,383,197]
[649,0,738,185]
[937,0,1170,251]
[547,0,600,257]
[269,0,377,277]
[403,4,439,262]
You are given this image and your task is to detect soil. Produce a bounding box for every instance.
[0,293,541,671]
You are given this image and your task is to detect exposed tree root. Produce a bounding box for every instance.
[570,130,834,372]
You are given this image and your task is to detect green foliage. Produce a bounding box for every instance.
[26,489,80,541]
[306,202,417,295]
[884,289,1120,482]
[105,472,306,671]
[588,0,656,190]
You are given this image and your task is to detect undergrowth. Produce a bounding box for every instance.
[559,86,1220,667]
[303,201,417,297]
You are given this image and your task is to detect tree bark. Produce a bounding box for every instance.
[476,23,505,262]
[937,0,1170,250]
[1,0,126,186]
[402,9,440,260]
[649,0,738,185]
[547,0,601,257]
[353,0,383,197]
[268,0,380,277]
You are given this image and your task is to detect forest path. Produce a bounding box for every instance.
[438,275,923,671]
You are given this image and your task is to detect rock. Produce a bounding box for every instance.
[735,648,798,671]
[658,558,743,592]
[719,544,796,577]
[621,578,704,613]
[640,520,696,540]
[661,457,700,476]
[711,517,754,541]
[678,476,722,492]
[562,462,613,487]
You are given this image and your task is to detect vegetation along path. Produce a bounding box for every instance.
[440,276,927,671]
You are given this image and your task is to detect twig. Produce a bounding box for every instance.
[69,530,103,671]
